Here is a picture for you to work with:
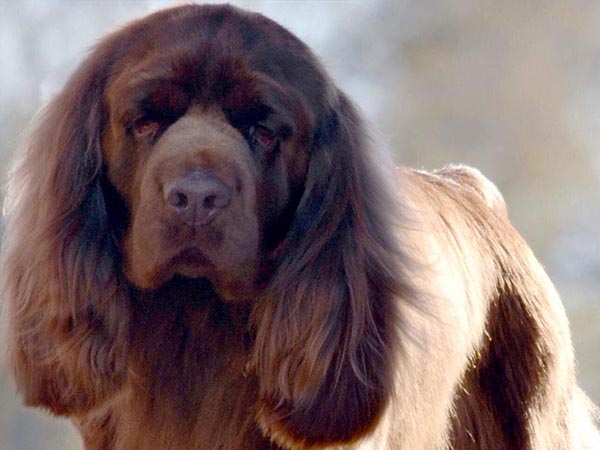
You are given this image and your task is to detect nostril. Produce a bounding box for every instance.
[168,190,189,209]
[203,194,217,210]
[207,190,231,210]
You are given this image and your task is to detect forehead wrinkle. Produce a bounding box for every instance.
[107,57,178,124]
[108,45,254,120]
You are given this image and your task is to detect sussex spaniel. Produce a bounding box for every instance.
[2,4,599,450]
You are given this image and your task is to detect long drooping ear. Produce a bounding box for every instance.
[253,91,416,448]
[1,49,129,415]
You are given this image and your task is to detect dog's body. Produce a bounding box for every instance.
[2,5,598,450]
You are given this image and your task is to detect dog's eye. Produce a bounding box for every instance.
[132,119,160,142]
[249,125,278,151]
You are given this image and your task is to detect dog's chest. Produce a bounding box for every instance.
[91,297,279,450]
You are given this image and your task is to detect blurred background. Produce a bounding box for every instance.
[1,1,599,449]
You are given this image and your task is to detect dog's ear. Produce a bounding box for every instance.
[1,45,129,415]
[253,91,414,448]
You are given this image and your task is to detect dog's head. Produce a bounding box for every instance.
[91,5,333,298]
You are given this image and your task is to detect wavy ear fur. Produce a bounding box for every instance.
[1,50,128,415]
[253,91,414,448]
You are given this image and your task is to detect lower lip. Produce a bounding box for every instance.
[171,247,211,268]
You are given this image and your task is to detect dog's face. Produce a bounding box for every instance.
[99,6,325,298]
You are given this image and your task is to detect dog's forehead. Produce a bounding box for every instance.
[102,5,329,113]
[112,5,309,73]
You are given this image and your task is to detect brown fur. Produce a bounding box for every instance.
[2,5,598,450]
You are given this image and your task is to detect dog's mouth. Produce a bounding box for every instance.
[125,219,261,299]
[157,247,254,301]
[169,247,212,278]
[152,274,220,304]
[137,246,215,291]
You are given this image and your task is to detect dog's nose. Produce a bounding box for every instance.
[164,170,231,225]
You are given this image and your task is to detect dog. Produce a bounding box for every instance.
[2,4,599,449]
